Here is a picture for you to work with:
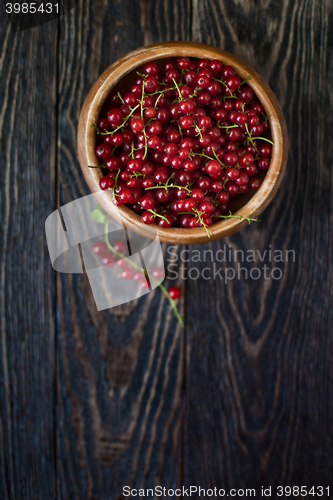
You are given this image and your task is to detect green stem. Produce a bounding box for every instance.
[254,136,274,145]
[145,183,192,194]
[239,76,252,87]
[192,208,211,238]
[92,104,140,136]
[147,209,170,223]
[215,212,260,224]
[172,78,182,99]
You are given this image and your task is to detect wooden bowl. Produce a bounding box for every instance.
[78,41,288,244]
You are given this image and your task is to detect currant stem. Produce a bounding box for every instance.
[254,136,274,145]
[238,76,252,87]
[215,211,260,224]
[147,209,170,223]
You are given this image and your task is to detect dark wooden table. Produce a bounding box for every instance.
[1,1,332,498]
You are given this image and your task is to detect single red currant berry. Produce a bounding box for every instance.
[177,56,191,69]
[184,198,196,211]
[95,143,112,159]
[133,270,145,282]
[239,153,255,167]
[259,144,272,158]
[171,156,183,170]
[127,158,143,172]
[99,176,114,190]
[163,59,177,71]
[147,135,161,149]
[144,62,159,75]
[169,286,181,300]
[124,92,138,106]
[105,156,121,170]
[147,121,162,135]
[179,98,197,114]
[144,75,159,93]
[197,74,210,87]
[222,151,239,167]
[251,123,264,136]
[151,267,164,280]
[238,184,248,194]
[179,115,194,129]
[118,187,132,204]
[164,68,180,83]
[226,167,240,181]
[107,108,123,126]
[211,180,224,192]
[189,217,200,228]
[222,65,235,78]
[239,86,254,101]
[226,181,239,196]
[156,107,170,124]
[235,112,248,124]
[249,177,262,190]
[167,129,181,144]
[217,191,230,204]
[257,158,270,170]
[197,90,212,105]
[206,160,221,176]
[93,241,108,256]
[245,163,258,177]
[130,118,145,132]
[97,118,110,131]
[121,267,134,280]
[235,171,249,186]
[140,194,155,209]
[198,200,214,214]
[249,115,259,127]
[158,215,173,228]
[226,128,241,142]
[102,253,117,267]
[251,102,264,114]
[198,133,211,147]
[196,177,211,191]
[183,159,196,171]
[183,70,198,86]
[226,75,241,90]
[144,107,157,120]
[209,59,223,74]
[154,167,169,183]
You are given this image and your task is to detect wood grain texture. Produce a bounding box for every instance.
[185,0,333,494]
[0,17,58,500]
[55,1,189,498]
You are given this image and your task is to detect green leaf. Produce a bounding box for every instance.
[92,204,106,224]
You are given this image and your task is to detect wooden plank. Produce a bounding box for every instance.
[0,19,58,500]
[56,1,190,497]
[184,0,333,492]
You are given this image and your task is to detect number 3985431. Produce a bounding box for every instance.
[5,3,59,13]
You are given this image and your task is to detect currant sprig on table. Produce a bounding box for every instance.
[89,56,274,236]
[91,205,184,327]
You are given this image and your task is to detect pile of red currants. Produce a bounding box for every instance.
[92,56,273,235]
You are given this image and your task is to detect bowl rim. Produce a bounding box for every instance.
[78,41,288,244]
